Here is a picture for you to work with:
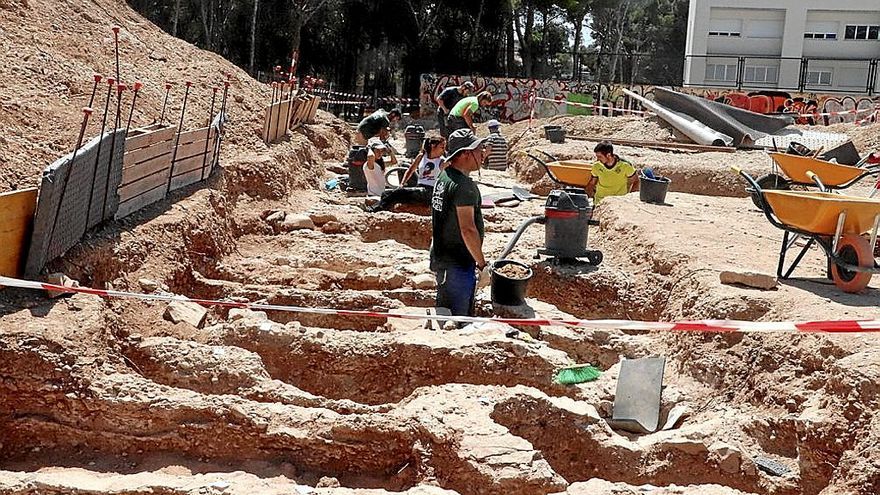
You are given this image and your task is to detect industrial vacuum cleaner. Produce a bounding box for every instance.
[489,187,602,307]
[497,187,603,265]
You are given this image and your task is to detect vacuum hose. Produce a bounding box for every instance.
[498,215,545,261]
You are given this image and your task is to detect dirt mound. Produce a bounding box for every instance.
[2,1,880,494]
[0,0,348,190]
[501,116,769,197]
[824,121,880,152]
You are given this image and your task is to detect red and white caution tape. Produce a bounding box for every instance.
[534,96,654,115]
[321,100,367,106]
[2,275,879,334]
[380,96,417,104]
[799,105,880,119]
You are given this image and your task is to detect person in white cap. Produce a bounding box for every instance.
[484,119,508,170]
[364,137,397,196]
[430,128,491,317]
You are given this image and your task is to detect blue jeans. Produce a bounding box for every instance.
[435,264,476,316]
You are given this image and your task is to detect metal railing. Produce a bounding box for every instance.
[685,54,880,95]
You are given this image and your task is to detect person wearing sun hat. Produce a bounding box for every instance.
[484,119,508,170]
[429,128,491,317]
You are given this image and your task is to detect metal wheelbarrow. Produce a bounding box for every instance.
[735,166,880,293]
[750,152,880,208]
[525,149,593,190]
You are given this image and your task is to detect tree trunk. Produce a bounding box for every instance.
[514,1,535,78]
[467,0,485,65]
[609,1,630,84]
[506,15,515,76]
[249,0,259,73]
[198,0,213,49]
[172,0,181,36]
[290,14,304,56]
[572,13,585,78]
[541,7,549,77]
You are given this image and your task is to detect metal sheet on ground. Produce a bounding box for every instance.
[755,130,851,152]
[25,130,125,276]
[0,188,37,279]
[611,356,666,434]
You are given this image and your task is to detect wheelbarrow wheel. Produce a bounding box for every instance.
[750,173,790,209]
[830,234,874,293]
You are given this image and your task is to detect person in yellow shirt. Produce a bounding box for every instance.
[587,141,638,205]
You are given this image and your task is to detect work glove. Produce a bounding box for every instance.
[477,263,492,289]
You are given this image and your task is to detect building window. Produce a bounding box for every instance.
[806,70,833,86]
[709,31,741,37]
[844,25,880,40]
[705,64,737,82]
[743,66,779,84]
[804,33,837,40]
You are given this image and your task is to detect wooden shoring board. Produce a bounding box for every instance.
[174,138,215,162]
[0,188,37,279]
[118,168,170,205]
[171,149,215,178]
[125,124,177,150]
[262,101,289,144]
[288,98,304,129]
[567,134,736,153]
[262,103,273,143]
[123,141,173,170]
[120,155,172,198]
[116,182,166,220]
[307,96,321,123]
[175,127,213,146]
[300,97,310,124]
[170,149,216,192]
[297,96,311,121]
[296,97,309,124]
[267,100,286,143]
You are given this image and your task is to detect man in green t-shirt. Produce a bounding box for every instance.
[587,141,639,205]
[446,91,492,134]
[355,108,401,144]
[430,128,490,316]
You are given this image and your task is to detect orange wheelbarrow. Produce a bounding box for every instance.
[526,150,593,190]
[750,153,880,208]
[736,167,880,293]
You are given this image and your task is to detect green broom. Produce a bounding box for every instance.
[554,364,601,385]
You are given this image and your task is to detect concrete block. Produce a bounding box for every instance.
[719,270,778,290]
[280,214,315,231]
[164,300,208,328]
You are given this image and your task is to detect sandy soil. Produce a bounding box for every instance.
[1,0,880,493]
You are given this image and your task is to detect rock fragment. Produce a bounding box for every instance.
[719,270,778,290]
[164,300,208,328]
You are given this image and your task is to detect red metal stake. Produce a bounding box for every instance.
[126,81,143,133]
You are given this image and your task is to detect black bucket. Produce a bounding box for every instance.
[346,145,368,191]
[639,175,671,204]
[404,125,426,158]
[544,125,566,143]
[490,259,533,306]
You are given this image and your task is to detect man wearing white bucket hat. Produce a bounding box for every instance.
[430,128,491,316]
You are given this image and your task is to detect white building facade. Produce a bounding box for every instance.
[684,0,880,93]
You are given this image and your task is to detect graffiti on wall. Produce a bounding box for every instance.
[691,89,879,125]
[420,73,880,125]
[420,73,659,123]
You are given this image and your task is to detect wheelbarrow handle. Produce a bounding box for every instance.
[526,151,564,185]
[731,166,767,210]
[535,149,559,162]
[805,170,828,192]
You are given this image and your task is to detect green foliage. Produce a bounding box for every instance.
[127,0,686,93]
